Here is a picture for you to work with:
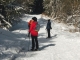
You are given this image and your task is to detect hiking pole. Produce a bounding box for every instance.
[45,29,48,38]
[50,30,57,37]
[50,31,54,36]
[27,34,31,51]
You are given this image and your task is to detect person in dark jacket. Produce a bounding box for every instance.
[46,19,52,38]
[29,17,39,51]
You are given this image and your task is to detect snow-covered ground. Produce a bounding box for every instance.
[0,14,80,60]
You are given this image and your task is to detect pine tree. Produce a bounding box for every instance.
[33,0,44,14]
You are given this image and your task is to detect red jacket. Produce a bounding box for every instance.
[29,21,38,36]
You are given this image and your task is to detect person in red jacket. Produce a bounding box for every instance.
[29,17,39,51]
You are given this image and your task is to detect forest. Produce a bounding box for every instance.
[0,0,80,32]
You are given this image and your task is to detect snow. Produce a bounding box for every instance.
[0,14,80,60]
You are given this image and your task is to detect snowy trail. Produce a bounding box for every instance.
[0,14,80,60]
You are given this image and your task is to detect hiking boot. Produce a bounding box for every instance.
[49,37,52,38]
[30,49,34,51]
[35,49,39,51]
[46,37,52,38]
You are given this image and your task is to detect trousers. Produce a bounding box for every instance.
[47,29,51,38]
[31,35,39,49]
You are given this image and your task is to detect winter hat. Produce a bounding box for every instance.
[48,19,50,21]
[32,17,37,21]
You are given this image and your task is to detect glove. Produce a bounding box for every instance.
[27,32,30,37]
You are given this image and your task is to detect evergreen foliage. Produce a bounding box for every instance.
[0,0,80,30]
[32,0,44,14]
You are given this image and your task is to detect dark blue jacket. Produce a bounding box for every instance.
[46,21,52,29]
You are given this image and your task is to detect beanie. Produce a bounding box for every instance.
[32,17,37,21]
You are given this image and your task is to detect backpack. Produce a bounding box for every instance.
[28,20,33,28]
[35,23,40,31]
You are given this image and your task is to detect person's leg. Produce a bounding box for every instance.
[35,36,39,50]
[47,29,50,37]
[31,35,35,50]
[47,29,51,38]
[48,29,51,37]
[47,29,49,37]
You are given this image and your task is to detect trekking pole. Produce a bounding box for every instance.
[27,34,31,51]
[50,31,54,36]
[45,29,48,38]
[50,30,57,37]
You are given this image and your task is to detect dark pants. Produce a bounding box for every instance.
[31,35,39,49]
[47,29,51,38]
